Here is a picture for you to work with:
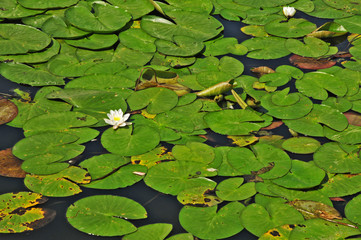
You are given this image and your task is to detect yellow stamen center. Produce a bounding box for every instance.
[114,117,121,121]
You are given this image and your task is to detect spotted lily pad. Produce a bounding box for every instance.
[240,202,304,237]
[0,192,55,233]
[314,142,361,174]
[179,202,245,239]
[324,125,361,144]
[24,166,90,197]
[66,195,147,236]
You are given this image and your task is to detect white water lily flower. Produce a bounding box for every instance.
[104,108,132,129]
[283,6,296,18]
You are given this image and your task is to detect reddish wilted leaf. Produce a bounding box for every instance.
[261,121,284,130]
[251,66,275,77]
[330,197,346,202]
[0,148,27,178]
[333,52,352,58]
[344,112,361,126]
[289,55,336,70]
[0,98,18,125]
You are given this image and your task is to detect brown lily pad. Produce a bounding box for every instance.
[289,55,336,70]
[0,148,27,178]
[344,112,361,126]
[0,98,18,125]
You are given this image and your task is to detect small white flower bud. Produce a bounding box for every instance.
[283,6,296,18]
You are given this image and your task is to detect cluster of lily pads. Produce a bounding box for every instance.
[1,0,361,239]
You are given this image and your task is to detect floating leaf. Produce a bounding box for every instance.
[242,37,291,59]
[165,233,193,240]
[265,18,317,38]
[155,36,204,57]
[216,177,256,201]
[314,142,361,174]
[144,161,217,195]
[65,34,118,50]
[122,223,172,240]
[0,23,51,55]
[259,224,297,240]
[0,0,44,19]
[289,218,360,239]
[141,11,223,42]
[177,186,222,207]
[17,0,79,9]
[240,202,304,237]
[282,137,321,154]
[101,125,160,156]
[0,148,26,178]
[345,193,361,225]
[285,37,329,58]
[0,98,18,125]
[179,202,244,239]
[107,0,154,19]
[0,192,55,233]
[66,195,147,236]
[288,200,342,220]
[21,153,68,175]
[127,87,178,114]
[24,166,90,197]
[0,63,64,86]
[284,104,348,137]
[118,28,156,53]
[321,173,361,197]
[64,2,131,33]
[172,142,215,164]
[324,125,361,145]
[289,54,336,70]
[272,160,325,189]
[41,15,89,39]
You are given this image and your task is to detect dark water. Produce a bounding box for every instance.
[0,11,348,240]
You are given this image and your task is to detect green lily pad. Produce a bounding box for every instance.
[285,37,330,58]
[127,87,178,114]
[272,160,325,189]
[107,0,154,19]
[324,125,361,144]
[65,34,118,50]
[165,233,193,240]
[24,166,90,197]
[0,192,55,233]
[216,177,256,201]
[242,36,291,59]
[0,0,44,19]
[65,2,131,33]
[289,218,361,239]
[323,0,361,14]
[83,164,147,189]
[123,223,172,240]
[259,72,291,87]
[66,195,147,236]
[46,88,128,126]
[101,125,160,156]
[284,104,348,137]
[282,137,321,154]
[172,142,215,164]
[7,87,71,128]
[345,193,361,225]
[141,11,223,41]
[155,36,204,57]
[321,173,361,197]
[12,132,83,161]
[23,111,98,143]
[144,161,217,195]
[0,63,64,87]
[265,18,317,38]
[240,202,304,237]
[309,0,353,19]
[204,109,269,135]
[261,88,313,120]
[41,15,89,39]
[79,154,129,180]
[0,39,60,64]
[234,0,295,7]
[204,37,248,56]
[296,71,347,100]
[335,16,361,34]
[17,0,79,9]
[314,142,361,174]
[21,153,68,175]
[0,23,51,55]
[179,202,245,239]
[65,74,135,90]
[118,28,156,53]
